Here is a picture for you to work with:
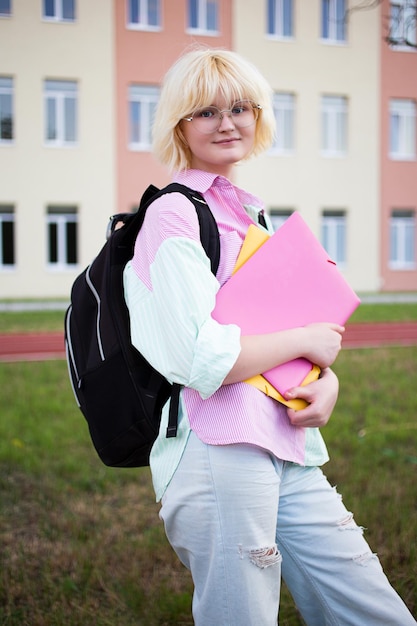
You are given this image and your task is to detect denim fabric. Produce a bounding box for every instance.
[160,432,416,625]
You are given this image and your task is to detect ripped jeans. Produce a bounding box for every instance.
[159,431,416,625]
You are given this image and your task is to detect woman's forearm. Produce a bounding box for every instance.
[222,322,344,385]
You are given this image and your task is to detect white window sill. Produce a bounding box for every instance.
[126,23,161,32]
[389,153,416,162]
[265,34,294,42]
[42,17,76,24]
[44,142,78,148]
[186,28,219,37]
[388,262,416,271]
[128,143,152,152]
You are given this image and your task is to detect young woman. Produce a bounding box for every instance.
[124,48,416,625]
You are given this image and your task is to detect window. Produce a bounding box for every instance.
[321,210,346,265]
[390,210,415,269]
[0,206,15,268]
[47,206,78,267]
[127,0,160,29]
[188,0,218,33]
[0,0,11,17]
[271,92,295,153]
[43,0,75,21]
[389,98,416,160]
[269,209,292,231]
[389,0,417,47]
[267,0,293,37]
[0,77,13,142]
[129,85,159,150]
[44,80,77,146]
[321,0,346,42]
[321,95,347,156]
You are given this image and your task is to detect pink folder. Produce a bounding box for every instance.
[212,212,360,396]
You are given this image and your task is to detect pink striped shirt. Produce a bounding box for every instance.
[125,169,328,499]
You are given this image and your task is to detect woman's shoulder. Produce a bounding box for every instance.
[141,190,202,243]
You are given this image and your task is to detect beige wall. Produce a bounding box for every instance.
[0,0,115,298]
[233,0,381,292]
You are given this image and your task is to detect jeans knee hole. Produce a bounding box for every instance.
[239,544,282,569]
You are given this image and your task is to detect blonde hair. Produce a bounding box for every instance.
[152,48,276,172]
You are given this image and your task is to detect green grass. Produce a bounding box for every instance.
[0,299,416,333]
[0,360,192,626]
[0,310,66,333]
[349,301,417,323]
[1,310,417,624]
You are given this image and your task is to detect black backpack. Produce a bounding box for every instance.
[64,183,220,468]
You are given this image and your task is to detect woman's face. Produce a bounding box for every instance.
[180,94,257,177]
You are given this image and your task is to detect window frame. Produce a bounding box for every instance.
[187,0,219,35]
[128,84,159,151]
[389,98,416,161]
[46,206,78,269]
[0,76,13,143]
[321,210,347,267]
[389,0,417,49]
[389,209,416,270]
[127,0,161,30]
[44,79,78,147]
[0,0,11,17]
[266,0,294,39]
[43,0,76,22]
[321,94,348,157]
[271,92,295,154]
[321,0,346,44]
[0,205,15,269]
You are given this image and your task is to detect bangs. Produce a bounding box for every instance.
[182,56,261,115]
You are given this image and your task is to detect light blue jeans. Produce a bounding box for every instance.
[160,431,416,625]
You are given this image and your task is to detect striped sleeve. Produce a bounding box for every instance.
[123,237,241,399]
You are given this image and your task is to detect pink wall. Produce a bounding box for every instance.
[115,0,232,213]
[380,0,417,291]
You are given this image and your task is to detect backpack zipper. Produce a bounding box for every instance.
[86,265,105,361]
[65,306,82,406]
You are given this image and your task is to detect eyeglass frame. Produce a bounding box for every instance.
[182,100,262,134]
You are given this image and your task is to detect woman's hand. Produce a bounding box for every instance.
[301,323,344,370]
[284,367,339,428]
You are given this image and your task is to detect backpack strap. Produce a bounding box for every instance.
[166,383,181,438]
[139,182,221,275]
[135,182,221,439]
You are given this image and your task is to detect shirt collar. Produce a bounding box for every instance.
[173,169,264,210]
[173,169,221,193]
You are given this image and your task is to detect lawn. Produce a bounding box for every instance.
[0,307,416,625]
[0,299,416,333]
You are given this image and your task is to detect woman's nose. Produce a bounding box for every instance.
[218,111,236,131]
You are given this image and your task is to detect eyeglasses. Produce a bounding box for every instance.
[182,100,262,134]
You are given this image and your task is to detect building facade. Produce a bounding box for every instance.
[0,0,416,299]
[379,0,417,291]
[0,0,116,298]
[233,0,381,293]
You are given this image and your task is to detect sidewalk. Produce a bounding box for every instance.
[0,322,416,362]
[1,292,417,314]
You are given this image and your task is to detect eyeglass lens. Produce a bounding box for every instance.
[189,101,258,133]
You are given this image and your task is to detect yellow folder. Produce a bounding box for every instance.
[234,224,320,410]
[233,224,270,274]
